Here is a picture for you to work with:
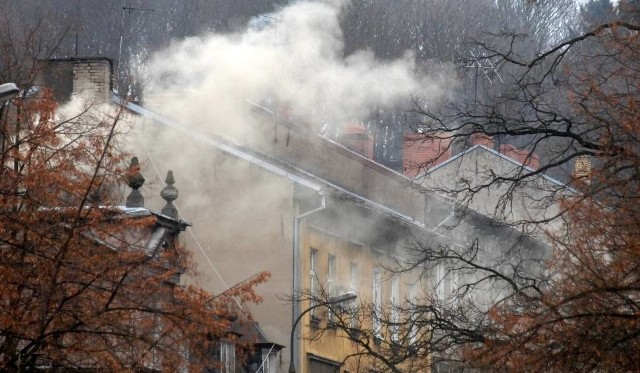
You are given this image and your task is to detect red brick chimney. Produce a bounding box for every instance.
[338,123,374,158]
[403,131,452,178]
[499,144,540,170]
[470,133,494,149]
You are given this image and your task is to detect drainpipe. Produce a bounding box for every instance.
[291,192,326,373]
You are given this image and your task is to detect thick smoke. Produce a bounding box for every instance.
[143,0,450,138]
[134,0,454,299]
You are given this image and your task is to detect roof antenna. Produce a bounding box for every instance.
[260,14,280,143]
[466,49,504,149]
[466,49,504,107]
[117,1,163,94]
[467,49,504,85]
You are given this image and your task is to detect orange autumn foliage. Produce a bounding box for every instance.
[464,188,640,372]
[461,25,640,372]
[0,90,269,371]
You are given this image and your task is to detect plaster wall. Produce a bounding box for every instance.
[422,146,565,237]
[134,127,296,370]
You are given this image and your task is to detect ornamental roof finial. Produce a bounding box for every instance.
[126,157,145,208]
[161,170,179,219]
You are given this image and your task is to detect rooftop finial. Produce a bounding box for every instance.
[126,157,145,208]
[161,170,179,219]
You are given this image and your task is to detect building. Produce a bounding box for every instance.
[127,97,551,371]
[31,57,284,372]
[126,97,436,372]
[37,57,551,373]
[418,138,571,239]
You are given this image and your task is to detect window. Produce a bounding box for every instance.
[308,355,341,373]
[349,262,359,294]
[390,275,400,343]
[310,248,318,315]
[327,254,336,321]
[372,268,382,338]
[245,346,275,373]
[436,264,457,300]
[350,263,359,327]
[327,254,336,296]
[409,283,418,344]
[220,341,236,373]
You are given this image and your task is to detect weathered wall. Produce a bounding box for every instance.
[422,146,565,239]
[37,58,114,103]
[135,128,297,361]
[300,223,426,372]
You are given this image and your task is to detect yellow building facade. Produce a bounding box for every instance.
[295,203,432,372]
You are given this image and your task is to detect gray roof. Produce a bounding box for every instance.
[420,144,569,189]
[113,94,427,230]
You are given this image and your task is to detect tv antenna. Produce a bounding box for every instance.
[259,14,281,142]
[466,49,503,104]
[466,50,503,84]
[117,1,171,93]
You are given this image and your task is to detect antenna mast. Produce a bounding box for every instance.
[466,49,504,105]
[117,2,158,94]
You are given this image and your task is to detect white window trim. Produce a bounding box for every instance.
[409,283,418,344]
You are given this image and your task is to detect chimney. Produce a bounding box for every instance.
[36,57,114,104]
[574,154,591,184]
[499,144,540,170]
[338,123,373,158]
[403,131,452,178]
[72,58,113,103]
[470,133,494,149]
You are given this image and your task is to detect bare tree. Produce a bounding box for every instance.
[300,5,640,373]
[0,14,270,371]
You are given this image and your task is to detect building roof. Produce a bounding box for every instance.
[419,144,569,189]
[115,95,535,252]
[114,94,428,230]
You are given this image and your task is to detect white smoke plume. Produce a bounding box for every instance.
[133,0,455,317]
[143,0,450,139]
